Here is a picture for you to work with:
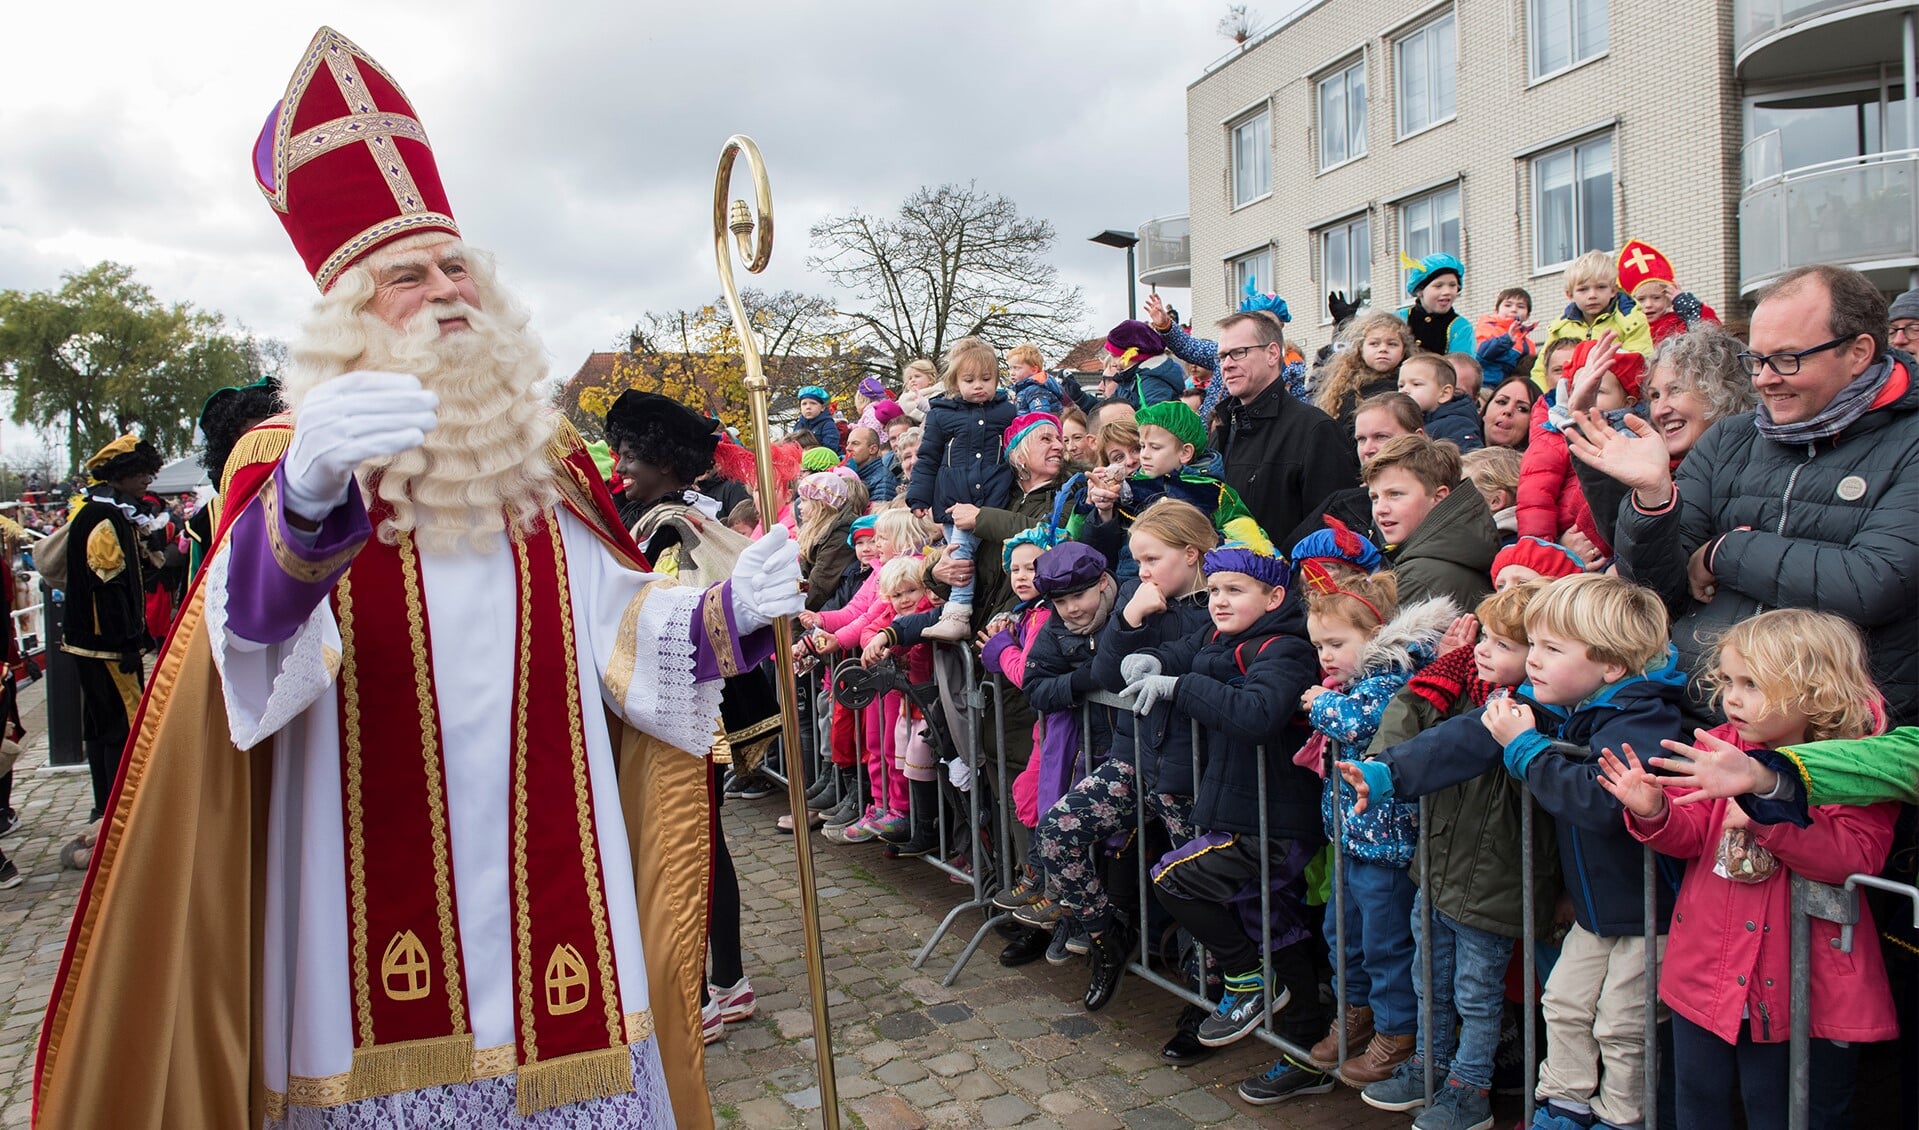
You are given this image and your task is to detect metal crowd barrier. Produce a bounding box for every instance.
[1789,873,1919,1130]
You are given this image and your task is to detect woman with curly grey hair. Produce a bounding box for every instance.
[1572,326,1755,547]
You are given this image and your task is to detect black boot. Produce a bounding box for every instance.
[1161,1003,1216,1065]
[894,778,941,857]
[998,926,1048,967]
[1083,922,1133,1012]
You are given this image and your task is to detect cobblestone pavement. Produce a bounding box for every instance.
[0,673,1423,1130]
[708,791,1422,1130]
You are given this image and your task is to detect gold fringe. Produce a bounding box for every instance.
[515,1045,635,1116]
[346,1033,475,1102]
[732,734,777,774]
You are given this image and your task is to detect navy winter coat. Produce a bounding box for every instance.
[1014,372,1100,417]
[1094,584,1212,797]
[1024,609,1117,768]
[1368,649,1688,937]
[1116,357,1186,410]
[906,390,1018,522]
[796,410,841,454]
[1149,599,1323,839]
[1424,394,1485,452]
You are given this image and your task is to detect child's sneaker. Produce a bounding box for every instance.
[1410,1078,1493,1130]
[1237,1056,1334,1105]
[1011,897,1061,929]
[868,812,909,841]
[0,860,20,890]
[838,814,883,844]
[711,977,756,1023]
[1527,1102,1598,1129]
[990,869,1044,911]
[700,996,724,1045]
[1045,924,1089,966]
[920,603,972,642]
[1361,1058,1436,1112]
[1196,971,1289,1047]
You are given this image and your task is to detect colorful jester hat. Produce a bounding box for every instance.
[1287,516,1383,594]
[1401,251,1464,298]
[1239,276,1292,323]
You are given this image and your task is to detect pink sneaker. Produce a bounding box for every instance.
[701,996,724,1044]
[711,977,756,1023]
[840,815,883,843]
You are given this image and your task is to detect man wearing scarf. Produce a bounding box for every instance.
[1601,264,1919,727]
[61,434,165,823]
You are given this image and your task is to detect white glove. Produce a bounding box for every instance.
[947,757,973,791]
[729,525,805,633]
[1119,653,1161,686]
[282,371,439,521]
[1126,674,1180,716]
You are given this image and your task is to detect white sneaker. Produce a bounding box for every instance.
[701,995,724,1044]
[712,976,756,1022]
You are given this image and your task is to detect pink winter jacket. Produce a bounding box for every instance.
[1628,726,1900,1045]
[820,571,891,652]
[1515,415,1604,555]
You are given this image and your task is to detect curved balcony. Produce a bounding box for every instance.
[1136,215,1190,289]
[1740,148,1919,294]
[1737,1,1919,83]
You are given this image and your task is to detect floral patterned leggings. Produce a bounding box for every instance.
[1034,757,1195,935]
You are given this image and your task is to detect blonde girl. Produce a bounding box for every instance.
[1316,312,1417,435]
[899,358,938,422]
[794,471,869,612]
[1599,610,1896,1130]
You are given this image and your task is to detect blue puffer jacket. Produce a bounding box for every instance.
[1094,583,1212,797]
[905,390,1018,522]
[796,410,841,454]
[1014,372,1099,417]
[1358,647,1688,936]
[1312,597,1455,865]
[1423,394,1484,453]
[849,454,896,503]
[1148,600,1323,839]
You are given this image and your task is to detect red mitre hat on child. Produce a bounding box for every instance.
[253,27,460,291]
[1616,239,1676,297]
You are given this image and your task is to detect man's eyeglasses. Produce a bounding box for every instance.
[1736,334,1859,377]
[1220,343,1275,363]
[1890,320,1919,343]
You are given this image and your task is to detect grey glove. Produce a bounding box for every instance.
[1119,653,1161,686]
[1127,674,1180,716]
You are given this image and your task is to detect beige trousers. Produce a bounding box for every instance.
[1535,922,1667,1127]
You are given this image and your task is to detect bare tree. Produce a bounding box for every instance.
[1218,5,1259,46]
[809,184,1088,377]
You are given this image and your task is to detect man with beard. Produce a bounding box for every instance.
[35,27,803,1130]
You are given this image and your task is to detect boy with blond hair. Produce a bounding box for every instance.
[1010,341,1099,417]
[1459,446,1521,542]
[1530,251,1654,390]
[1339,574,1684,1130]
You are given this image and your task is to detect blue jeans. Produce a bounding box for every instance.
[944,524,978,606]
[1411,893,1514,1089]
[1324,857,1418,1036]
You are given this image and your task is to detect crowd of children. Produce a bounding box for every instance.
[674,237,1907,1130]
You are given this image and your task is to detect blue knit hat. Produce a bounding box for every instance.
[1203,541,1289,589]
[797,385,829,405]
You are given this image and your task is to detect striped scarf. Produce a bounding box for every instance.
[1754,355,1894,445]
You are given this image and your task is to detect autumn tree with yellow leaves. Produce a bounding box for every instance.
[569,289,865,446]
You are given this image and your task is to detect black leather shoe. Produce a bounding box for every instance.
[999,927,1049,967]
[1083,925,1133,1012]
[1161,1004,1217,1064]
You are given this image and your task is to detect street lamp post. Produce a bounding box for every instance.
[1090,229,1140,320]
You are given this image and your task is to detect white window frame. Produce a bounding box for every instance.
[1531,133,1614,273]
[1229,247,1273,306]
[1529,0,1609,84]
[1398,183,1462,291]
[1316,213,1372,323]
[1230,109,1272,209]
[1316,56,1368,172]
[1395,11,1457,139]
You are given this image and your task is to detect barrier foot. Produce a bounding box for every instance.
[940,911,1009,987]
[913,897,990,969]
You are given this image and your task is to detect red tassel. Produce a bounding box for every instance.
[1324,515,1361,559]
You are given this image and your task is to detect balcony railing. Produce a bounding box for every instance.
[1136,215,1191,289]
[1737,0,1887,59]
[1740,148,1919,292]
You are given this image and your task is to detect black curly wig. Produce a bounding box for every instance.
[603,392,719,488]
[93,441,164,484]
[199,379,284,480]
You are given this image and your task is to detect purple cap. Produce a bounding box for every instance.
[1103,320,1166,365]
[1033,541,1109,598]
[858,376,890,399]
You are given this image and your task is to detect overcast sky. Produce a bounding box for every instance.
[0,1,1295,458]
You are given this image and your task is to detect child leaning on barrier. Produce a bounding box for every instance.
[1338,574,1685,1130]
[1029,500,1217,1010]
[1128,543,1330,1054]
[1244,581,1564,1109]
[1298,568,1457,1088]
[1599,610,1899,1130]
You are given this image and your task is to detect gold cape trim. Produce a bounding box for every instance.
[33,434,716,1130]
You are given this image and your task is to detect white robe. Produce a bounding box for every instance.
[203,505,717,1123]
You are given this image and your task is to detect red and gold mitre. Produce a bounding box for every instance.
[1616,239,1676,297]
[253,27,460,291]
